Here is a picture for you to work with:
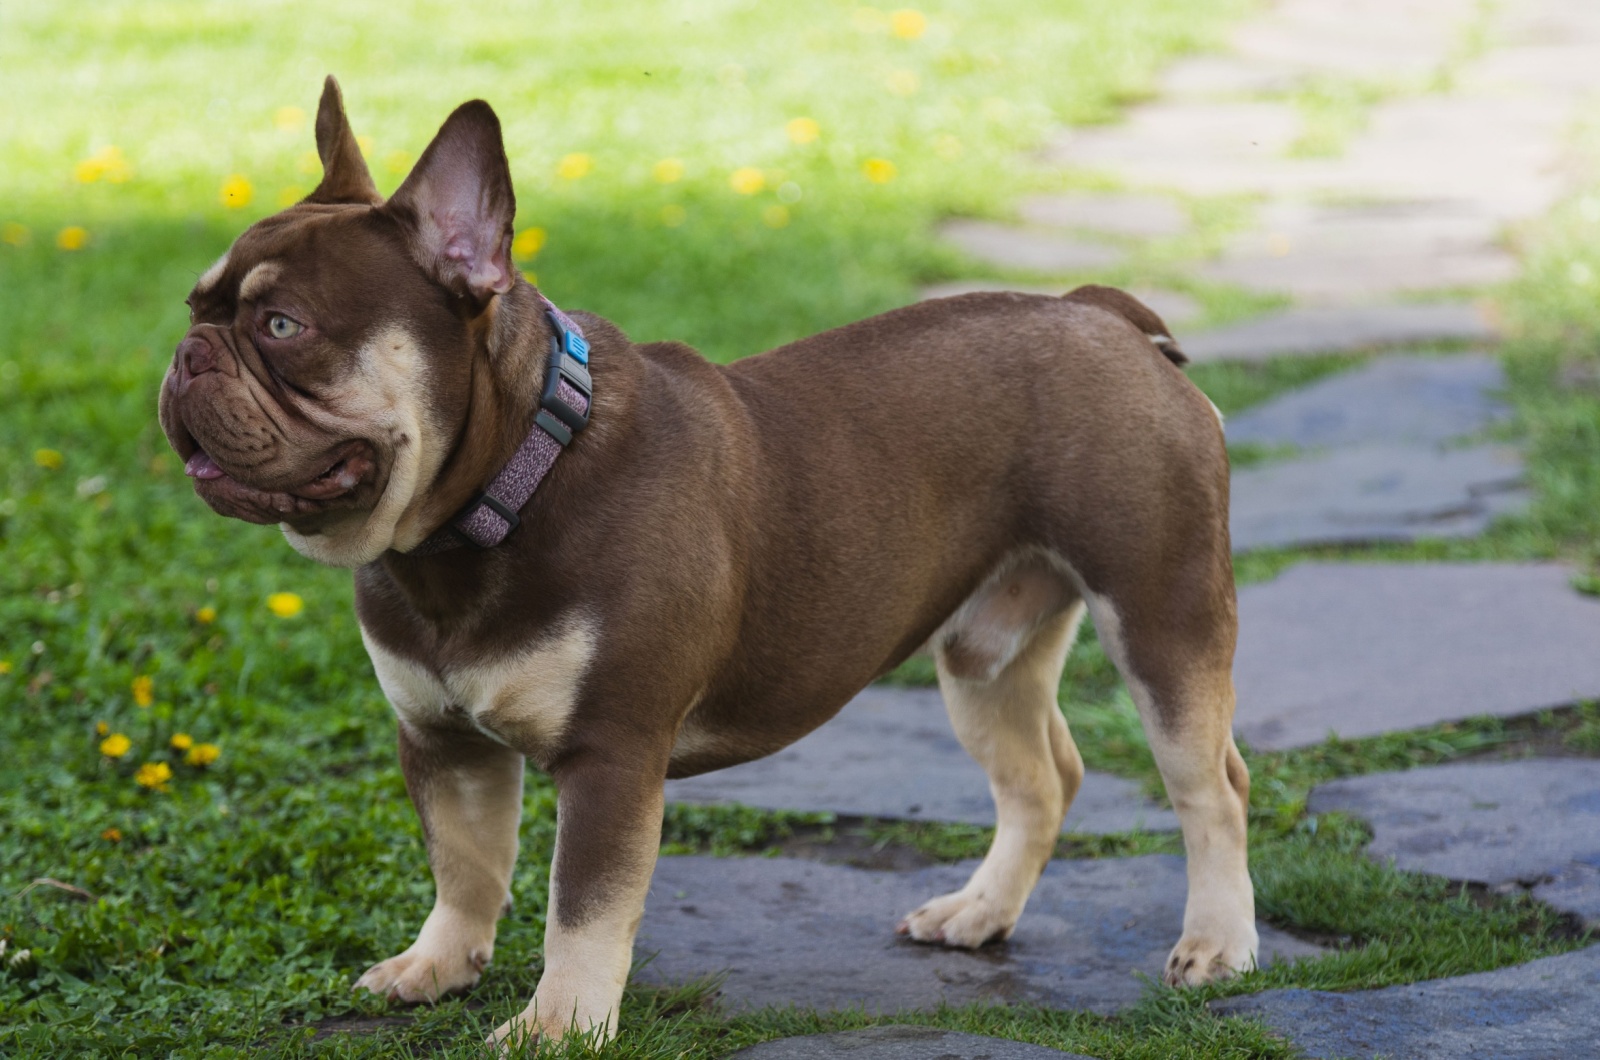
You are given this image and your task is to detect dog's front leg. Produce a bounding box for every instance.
[489,747,665,1049]
[356,721,524,1002]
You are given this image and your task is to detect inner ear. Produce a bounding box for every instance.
[304,75,382,206]
[383,100,516,306]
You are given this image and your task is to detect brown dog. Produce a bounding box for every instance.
[158,78,1256,1046]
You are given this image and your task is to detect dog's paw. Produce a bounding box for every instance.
[895,889,1016,948]
[354,943,489,1004]
[1162,929,1258,987]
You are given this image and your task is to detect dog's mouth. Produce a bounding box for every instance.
[181,437,378,525]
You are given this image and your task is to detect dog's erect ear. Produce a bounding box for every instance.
[384,101,517,304]
[305,76,383,206]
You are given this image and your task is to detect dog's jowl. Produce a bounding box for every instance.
[159,77,1257,1047]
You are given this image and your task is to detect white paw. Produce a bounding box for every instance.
[1162,927,1258,987]
[353,942,489,1004]
[895,889,1017,948]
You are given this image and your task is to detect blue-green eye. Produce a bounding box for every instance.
[266,314,303,340]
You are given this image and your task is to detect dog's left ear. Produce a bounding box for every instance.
[385,100,517,306]
[305,76,383,206]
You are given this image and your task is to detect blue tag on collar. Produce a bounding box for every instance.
[563,329,590,364]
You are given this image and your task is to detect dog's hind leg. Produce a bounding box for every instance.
[898,565,1086,947]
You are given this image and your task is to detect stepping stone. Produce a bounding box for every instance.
[1184,303,1496,362]
[730,1026,1091,1059]
[938,220,1123,273]
[1211,944,1600,1060]
[1199,200,1517,299]
[918,282,1200,326]
[636,855,1324,1014]
[1232,563,1600,750]
[1158,55,1303,99]
[1225,354,1508,449]
[666,686,1178,835]
[1307,758,1600,927]
[1228,442,1526,552]
[1018,193,1188,238]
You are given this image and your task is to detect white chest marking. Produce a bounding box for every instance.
[361,619,597,757]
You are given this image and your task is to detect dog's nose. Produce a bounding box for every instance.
[179,335,217,378]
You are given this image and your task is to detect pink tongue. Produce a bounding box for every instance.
[185,450,226,480]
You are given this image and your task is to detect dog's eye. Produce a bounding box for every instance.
[265,314,304,340]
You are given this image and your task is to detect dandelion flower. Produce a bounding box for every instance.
[653,158,685,183]
[196,606,217,624]
[56,227,89,251]
[786,118,820,145]
[2,223,30,246]
[890,9,927,39]
[557,153,593,180]
[862,158,898,184]
[274,106,306,131]
[186,743,221,767]
[266,592,304,618]
[95,720,108,736]
[34,448,64,470]
[74,146,131,184]
[100,733,132,758]
[220,175,254,209]
[170,733,194,751]
[135,761,173,790]
[729,167,765,195]
[512,227,547,259]
[131,675,154,708]
[101,827,123,842]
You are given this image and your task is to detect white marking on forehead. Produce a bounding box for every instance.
[195,252,230,294]
[238,261,282,302]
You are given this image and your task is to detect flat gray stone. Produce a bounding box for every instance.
[1228,442,1526,552]
[666,686,1178,835]
[637,855,1323,1014]
[1184,304,1496,362]
[1308,758,1600,926]
[1226,354,1508,449]
[1212,944,1600,1060]
[1232,563,1600,749]
[938,221,1123,273]
[730,1026,1090,1059]
[918,282,1200,326]
[1049,102,1302,193]
[1018,193,1188,238]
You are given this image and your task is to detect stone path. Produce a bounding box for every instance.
[636,855,1323,1015]
[1183,303,1494,362]
[1212,944,1600,1060]
[666,686,1177,834]
[1233,563,1600,750]
[1308,758,1600,927]
[730,1026,1091,1059]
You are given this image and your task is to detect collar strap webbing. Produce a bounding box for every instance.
[408,294,591,555]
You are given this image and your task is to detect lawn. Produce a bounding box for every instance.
[2,1,1597,1057]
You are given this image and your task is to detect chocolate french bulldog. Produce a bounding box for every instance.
[158,77,1256,1047]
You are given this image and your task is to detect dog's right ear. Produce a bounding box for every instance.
[304,76,383,206]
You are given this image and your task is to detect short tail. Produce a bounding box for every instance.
[1062,284,1188,366]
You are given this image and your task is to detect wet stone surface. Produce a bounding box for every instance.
[637,855,1324,1015]
[1231,563,1600,750]
[666,686,1178,835]
[729,1025,1092,1059]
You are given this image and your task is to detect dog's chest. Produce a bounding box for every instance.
[359,620,596,759]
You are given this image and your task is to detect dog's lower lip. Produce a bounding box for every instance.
[185,450,226,481]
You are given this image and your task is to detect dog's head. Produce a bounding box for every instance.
[159,77,525,567]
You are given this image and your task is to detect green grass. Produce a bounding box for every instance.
[5,0,1600,1057]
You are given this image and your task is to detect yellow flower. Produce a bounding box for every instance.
[653,158,685,184]
[95,720,108,736]
[196,606,217,624]
[135,761,173,790]
[56,227,89,251]
[170,733,194,752]
[186,743,221,767]
[556,153,593,180]
[101,827,123,842]
[34,448,64,470]
[274,106,306,131]
[74,146,132,184]
[890,9,927,39]
[786,118,820,145]
[2,222,30,246]
[729,167,765,195]
[762,205,791,229]
[131,675,154,708]
[276,186,304,209]
[266,592,304,618]
[886,70,920,96]
[384,151,411,175]
[512,227,547,260]
[220,175,254,209]
[862,158,898,184]
[660,204,687,227]
[100,733,132,758]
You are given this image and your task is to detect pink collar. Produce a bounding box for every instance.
[408,294,590,555]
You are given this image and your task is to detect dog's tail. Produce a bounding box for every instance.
[1061,284,1188,367]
